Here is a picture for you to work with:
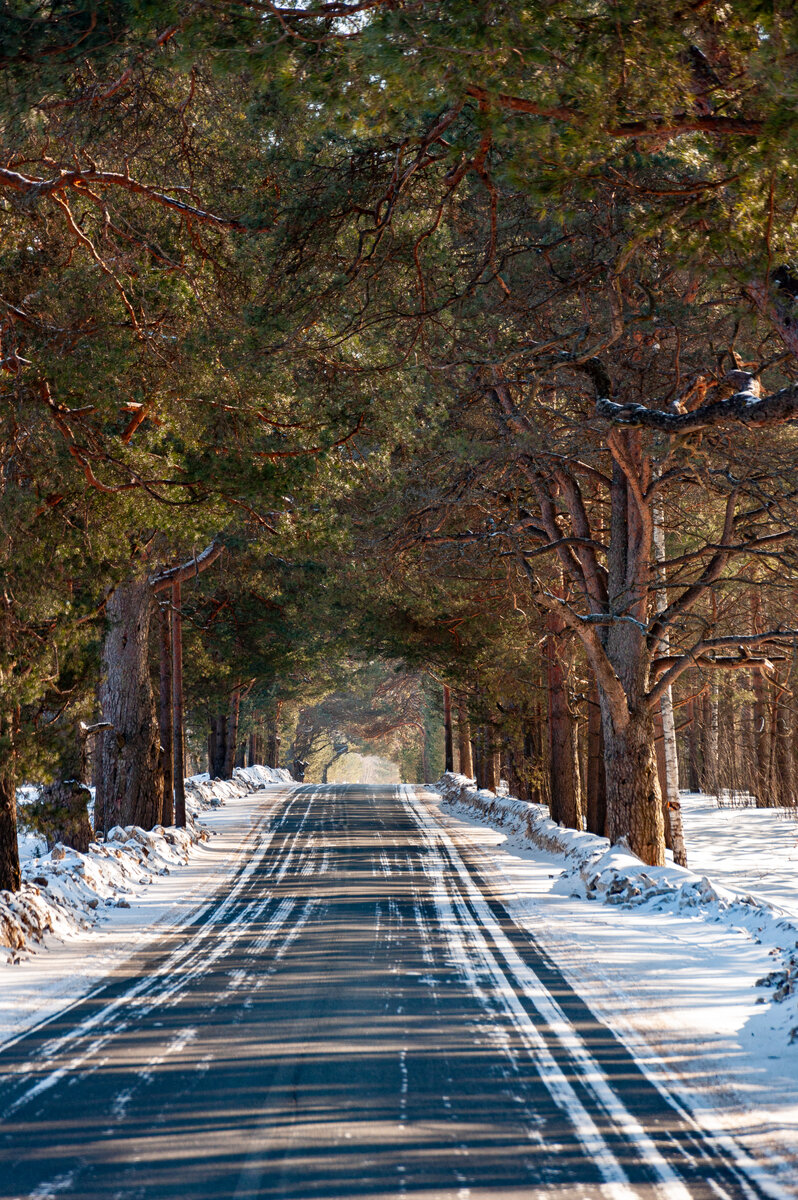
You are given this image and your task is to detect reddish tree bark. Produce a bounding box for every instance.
[442,684,454,773]
[171,579,186,828]
[545,611,582,829]
[224,684,241,780]
[266,701,282,769]
[586,684,607,837]
[0,756,21,893]
[158,601,174,826]
[457,700,474,777]
[94,541,223,835]
[97,575,163,831]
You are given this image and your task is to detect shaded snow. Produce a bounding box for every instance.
[0,768,294,1051]
[2,764,291,959]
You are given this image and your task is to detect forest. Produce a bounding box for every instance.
[3,0,798,892]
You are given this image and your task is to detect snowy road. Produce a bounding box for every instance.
[0,784,779,1199]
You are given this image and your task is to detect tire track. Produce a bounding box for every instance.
[400,785,781,1200]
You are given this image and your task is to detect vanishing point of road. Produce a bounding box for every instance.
[0,784,775,1199]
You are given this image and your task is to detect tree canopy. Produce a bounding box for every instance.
[3,1,798,884]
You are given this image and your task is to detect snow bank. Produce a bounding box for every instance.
[1,764,292,960]
[434,772,798,1040]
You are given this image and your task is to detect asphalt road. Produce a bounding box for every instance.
[0,784,775,1200]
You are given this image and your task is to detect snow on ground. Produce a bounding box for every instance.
[0,765,292,1047]
[429,774,798,1194]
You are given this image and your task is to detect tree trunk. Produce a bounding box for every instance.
[0,756,20,893]
[652,499,685,863]
[529,704,546,807]
[266,701,282,769]
[171,579,186,828]
[483,728,500,793]
[473,727,485,789]
[660,686,687,864]
[442,684,454,774]
[98,576,163,831]
[457,700,473,777]
[654,707,672,849]
[662,702,687,866]
[158,601,174,826]
[207,714,226,778]
[740,682,756,801]
[223,684,241,780]
[545,612,582,829]
[791,683,798,808]
[601,703,665,866]
[752,666,773,806]
[772,676,795,807]
[701,682,719,798]
[35,781,93,853]
[419,720,430,783]
[686,696,701,792]
[586,684,607,836]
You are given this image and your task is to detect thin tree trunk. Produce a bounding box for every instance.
[545,611,582,828]
[171,579,186,828]
[586,684,607,836]
[530,700,546,807]
[457,700,473,777]
[654,707,673,849]
[483,727,500,793]
[752,666,772,806]
[505,745,521,800]
[0,752,20,893]
[741,681,756,801]
[686,697,701,792]
[98,576,163,830]
[266,701,282,768]
[652,499,686,863]
[223,684,241,780]
[420,719,430,782]
[772,674,794,806]
[473,727,485,789]
[207,714,225,777]
[705,681,720,801]
[158,601,174,826]
[442,684,454,774]
[791,681,798,808]
[518,724,535,803]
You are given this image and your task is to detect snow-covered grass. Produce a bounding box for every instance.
[426,775,798,1194]
[2,764,292,960]
[434,773,798,1042]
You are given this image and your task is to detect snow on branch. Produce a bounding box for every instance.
[150,540,224,594]
[595,382,798,432]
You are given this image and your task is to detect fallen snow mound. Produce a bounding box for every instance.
[1,763,292,959]
[434,772,798,1033]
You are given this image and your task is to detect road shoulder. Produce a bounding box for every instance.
[0,786,291,1051]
